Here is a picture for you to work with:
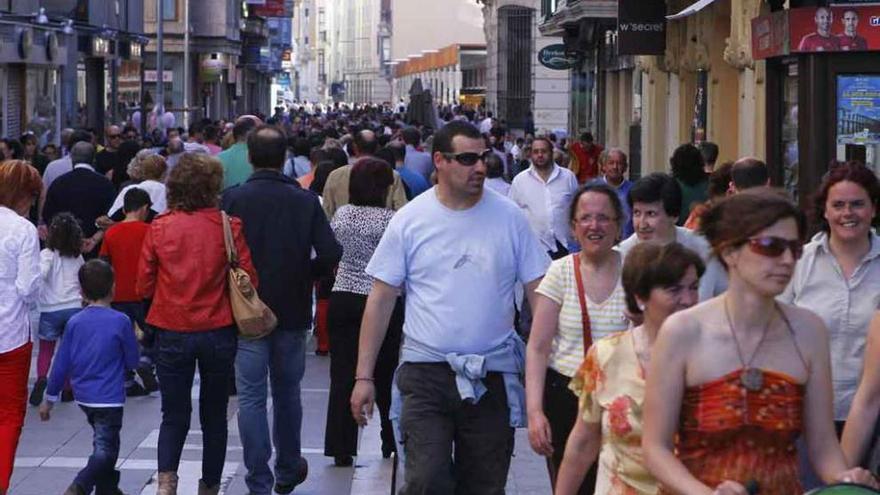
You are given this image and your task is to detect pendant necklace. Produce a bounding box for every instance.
[723,296,774,392]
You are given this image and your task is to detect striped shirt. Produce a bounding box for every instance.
[536,254,629,377]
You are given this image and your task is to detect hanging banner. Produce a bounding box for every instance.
[618,0,667,55]
[791,6,880,53]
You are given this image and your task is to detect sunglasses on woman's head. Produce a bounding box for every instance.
[442,149,493,166]
[746,236,803,260]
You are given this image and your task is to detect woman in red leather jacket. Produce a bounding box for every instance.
[137,153,257,495]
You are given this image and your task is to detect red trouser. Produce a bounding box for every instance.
[0,342,32,491]
[315,298,330,353]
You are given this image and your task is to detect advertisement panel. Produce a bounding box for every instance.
[751,10,789,59]
[790,5,880,53]
[837,75,880,145]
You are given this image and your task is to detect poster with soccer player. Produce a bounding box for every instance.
[790,5,880,53]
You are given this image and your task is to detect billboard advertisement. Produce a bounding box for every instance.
[790,5,880,53]
[837,75,880,146]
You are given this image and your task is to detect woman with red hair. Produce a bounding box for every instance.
[0,160,43,495]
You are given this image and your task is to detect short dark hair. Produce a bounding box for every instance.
[293,137,311,157]
[326,147,349,167]
[79,259,115,301]
[731,158,769,190]
[485,153,504,178]
[123,187,152,213]
[233,118,258,140]
[432,121,482,155]
[247,125,287,169]
[69,129,94,148]
[622,242,706,315]
[374,147,396,168]
[670,143,707,186]
[707,161,734,199]
[531,137,553,152]
[628,173,683,218]
[699,142,719,165]
[580,132,594,143]
[350,158,394,207]
[47,212,84,258]
[401,127,421,147]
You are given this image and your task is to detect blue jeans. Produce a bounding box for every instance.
[74,406,123,494]
[156,326,236,488]
[236,329,306,494]
[38,308,81,341]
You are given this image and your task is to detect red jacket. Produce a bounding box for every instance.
[137,208,257,332]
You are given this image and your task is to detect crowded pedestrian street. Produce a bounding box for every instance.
[11,343,550,495]
[3,1,880,495]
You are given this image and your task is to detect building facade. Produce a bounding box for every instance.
[393,44,487,108]
[479,0,570,134]
[324,0,390,104]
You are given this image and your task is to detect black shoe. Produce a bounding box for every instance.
[136,366,159,393]
[126,382,148,397]
[29,377,47,406]
[381,442,396,459]
[61,389,75,402]
[333,455,353,467]
[274,456,308,493]
[314,350,328,356]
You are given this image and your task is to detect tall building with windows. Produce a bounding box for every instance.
[293,0,324,103]
[323,0,390,104]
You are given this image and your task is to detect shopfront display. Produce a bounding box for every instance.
[836,75,880,175]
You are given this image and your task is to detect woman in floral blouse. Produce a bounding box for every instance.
[555,242,704,494]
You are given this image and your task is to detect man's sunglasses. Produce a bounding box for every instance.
[746,236,803,260]
[108,134,122,139]
[442,149,493,166]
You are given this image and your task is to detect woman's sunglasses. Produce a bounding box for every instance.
[442,149,493,166]
[746,236,803,260]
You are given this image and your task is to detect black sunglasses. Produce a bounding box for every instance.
[746,236,803,260]
[442,149,493,166]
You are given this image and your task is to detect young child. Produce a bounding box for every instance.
[39,259,139,495]
[99,187,158,394]
[30,212,85,406]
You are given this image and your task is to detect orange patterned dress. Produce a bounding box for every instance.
[659,369,804,494]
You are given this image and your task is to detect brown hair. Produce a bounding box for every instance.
[812,161,880,233]
[349,158,394,208]
[700,187,806,268]
[140,154,167,181]
[622,241,705,315]
[0,159,42,209]
[166,153,223,212]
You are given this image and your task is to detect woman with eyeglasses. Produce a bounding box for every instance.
[642,188,876,494]
[555,241,703,495]
[526,182,630,493]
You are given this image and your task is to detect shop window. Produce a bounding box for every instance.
[163,0,177,21]
[25,68,59,146]
[782,64,799,201]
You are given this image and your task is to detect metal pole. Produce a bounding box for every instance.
[183,0,190,128]
[156,0,165,133]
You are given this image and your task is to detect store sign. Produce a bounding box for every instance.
[791,6,880,53]
[751,11,789,59]
[617,0,666,55]
[252,0,292,17]
[537,44,577,70]
[145,70,173,83]
[837,75,880,146]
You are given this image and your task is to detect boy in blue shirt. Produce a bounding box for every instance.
[39,259,139,495]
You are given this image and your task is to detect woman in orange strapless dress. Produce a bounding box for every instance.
[641,189,877,495]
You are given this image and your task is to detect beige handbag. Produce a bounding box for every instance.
[221,211,277,339]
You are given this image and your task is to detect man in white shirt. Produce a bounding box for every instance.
[508,137,579,260]
[351,120,549,493]
[479,111,494,135]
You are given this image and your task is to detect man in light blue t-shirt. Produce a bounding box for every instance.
[351,121,550,493]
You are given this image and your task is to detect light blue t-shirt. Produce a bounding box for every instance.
[366,188,550,355]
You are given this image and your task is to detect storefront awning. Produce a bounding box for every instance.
[666,0,717,20]
[539,0,618,36]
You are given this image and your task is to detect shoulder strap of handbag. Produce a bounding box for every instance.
[220,211,238,267]
[572,252,592,355]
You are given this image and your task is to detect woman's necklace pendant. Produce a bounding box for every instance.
[740,367,764,392]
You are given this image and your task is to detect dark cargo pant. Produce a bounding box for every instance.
[397,362,514,495]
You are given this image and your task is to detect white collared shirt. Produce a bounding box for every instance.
[507,163,579,252]
[73,163,97,173]
[780,231,880,420]
[0,206,41,353]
